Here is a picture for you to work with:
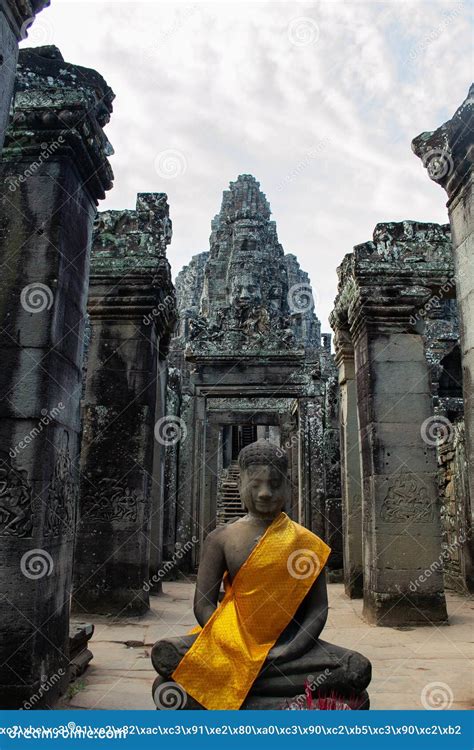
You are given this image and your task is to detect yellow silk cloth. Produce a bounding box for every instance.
[172,512,331,710]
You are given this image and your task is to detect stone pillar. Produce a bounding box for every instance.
[0,1,50,151]
[161,368,181,563]
[322,374,343,579]
[148,356,168,594]
[332,327,363,598]
[202,419,220,534]
[0,46,114,707]
[332,222,452,626]
[412,87,474,589]
[299,396,325,537]
[174,391,197,571]
[73,194,176,616]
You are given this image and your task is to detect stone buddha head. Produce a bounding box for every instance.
[238,440,289,520]
[229,274,262,311]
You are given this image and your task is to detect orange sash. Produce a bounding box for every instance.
[172,512,330,710]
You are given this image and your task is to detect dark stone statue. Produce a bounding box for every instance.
[151,440,371,709]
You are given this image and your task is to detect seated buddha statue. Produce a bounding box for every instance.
[151,440,371,710]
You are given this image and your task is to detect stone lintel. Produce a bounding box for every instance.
[88,268,174,309]
[2,46,114,204]
[186,351,306,364]
[332,221,454,341]
[194,385,308,399]
[1,0,50,39]
[412,84,474,202]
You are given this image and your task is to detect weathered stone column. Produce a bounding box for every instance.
[322,374,343,579]
[412,88,474,583]
[174,390,198,571]
[331,326,363,598]
[73,194,176,616]
[299,396,325,537]
[148,356,168,594]
[333,222,452,626]
[0,46,114,707]
[0,1,50,151]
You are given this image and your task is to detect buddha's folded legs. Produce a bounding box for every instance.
[252,639,371,696]
[152,634,371,706]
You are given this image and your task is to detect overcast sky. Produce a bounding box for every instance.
[20,0,473,331]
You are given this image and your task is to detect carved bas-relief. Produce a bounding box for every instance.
[81,478,145,523]
[0,453,33,538]
[380,475,434,524]
[45,432,77,539]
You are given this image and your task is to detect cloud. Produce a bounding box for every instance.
[20,0,473,329]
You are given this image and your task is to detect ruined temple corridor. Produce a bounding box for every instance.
[60,583,473,712]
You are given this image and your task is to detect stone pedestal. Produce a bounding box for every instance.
[332,329,363,598]
[412,87,474,591]
[0,1,50,151]
[331,222,452,625]
[0,46,114,708]
[73,194,176,616]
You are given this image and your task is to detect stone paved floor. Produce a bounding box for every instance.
[59,582,473,711]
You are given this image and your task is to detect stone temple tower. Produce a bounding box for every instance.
[163,175,341,573]
[177,174,320,354]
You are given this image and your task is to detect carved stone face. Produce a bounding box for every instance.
[230,274,262,309]
[238,464,288,520]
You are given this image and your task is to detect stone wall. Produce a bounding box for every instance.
[0,1,50,151]
[438,420,472,593]
[331,220,455,625]
[413,87,474,589]
[0,45,114,708]
[73,194,176,616]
